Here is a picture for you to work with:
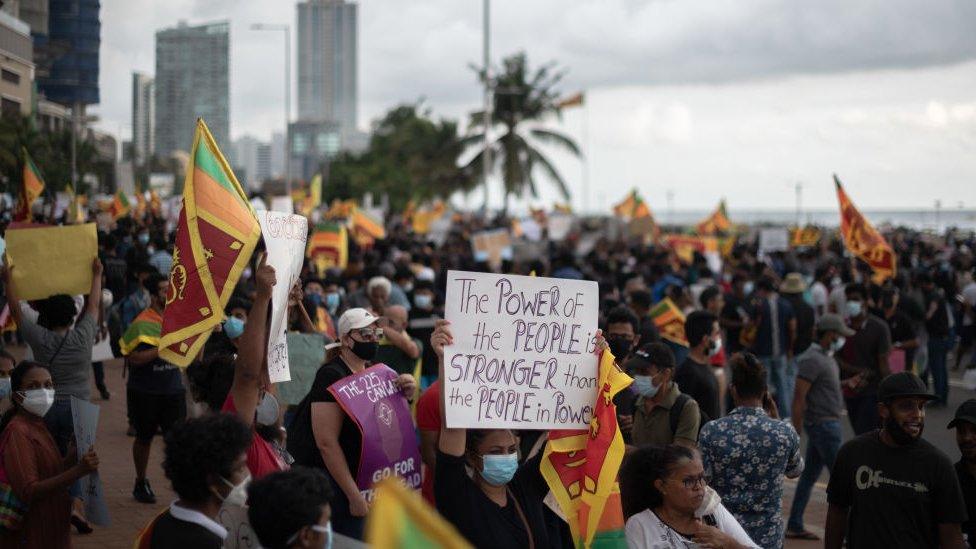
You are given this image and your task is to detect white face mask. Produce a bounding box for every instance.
[708,337,723,357]
[218,473,251,507]
[18,388,55,417]
[255,392,280,426]
[830,336,846,354]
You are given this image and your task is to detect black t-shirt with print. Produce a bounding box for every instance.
[827,431,966,548]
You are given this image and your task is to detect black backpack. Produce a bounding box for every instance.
[668,393,707,442]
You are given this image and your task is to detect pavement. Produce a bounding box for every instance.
[6,346,965,548]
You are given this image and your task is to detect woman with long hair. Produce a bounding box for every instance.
[620,445,758,548]
[0,361,98,548]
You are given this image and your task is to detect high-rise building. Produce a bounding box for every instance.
[270,131,285,177]
[255,143,272,184]
[154,20,229,158]
[296,0,357,137]
[0,10,33,117]
[132,72,155,166]
[33,0,99,107]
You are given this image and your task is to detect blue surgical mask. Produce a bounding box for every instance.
[0,378,10,400]
[224,316,245,339]
[632,375,660,398]
[308,293,324,307]
[846,301,863,318]
[414,293,433,310]
[743,281,755,296]
[480,453,518,486]
[325,293,340,313]
[138,233,150,246]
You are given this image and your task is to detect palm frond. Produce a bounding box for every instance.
[529,128,582,157]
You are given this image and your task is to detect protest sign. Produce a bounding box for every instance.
[443,270,600,429]
[277,332,327,406]
[471,229,512,270]
[328,364,422,503]
[70,397,109,526]
[759,228,790,254]
[6,223,97,300]
[257,210,309,383]
[216,503,260,549]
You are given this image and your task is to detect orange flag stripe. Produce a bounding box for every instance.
[193,167,258,237]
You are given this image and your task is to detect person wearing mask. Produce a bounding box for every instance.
[366,276,392,316]
[825,372,966,548]
[301,278,336,340]
[721,273,752,356]
[881,287,919,375]
[429,319,588,548]
[148,237,173,277]
[948,399,976,546]
[0,350,15,414]
[0,361,99,549]
[780,273,815,357]
[247,467,334,549]
[287,308,417,540]
[920,272,953,406]
[749,276,797,418]
[627,289,661,347]
[699,353,802,547]
[620,445,759,548]
[810,265,835,319]
[700,286,728,405]
[120,273,187,504]
[408,279,440,389]
[786,314,854,541]
[836,283,892,435]
[375,304,422,375]
[133,413,252,548]
[626,343,701,448]
[606,306,643,439]
[4,259,102,532]
[674,311,722,422]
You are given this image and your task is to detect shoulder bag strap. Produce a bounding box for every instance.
[507,487,535,549]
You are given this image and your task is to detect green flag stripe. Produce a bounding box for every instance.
[400,516,436,548]
[194,139,240,198]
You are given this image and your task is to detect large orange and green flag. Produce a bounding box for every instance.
[118,308,162,356]
[649,297,688,347]
[307,222,348,275]
[834,175,896,284]
[366,478,472,549]
[14,148,45,222]
[350,207,386,247]
[158,119,261,367]
[612,189,651,221]
[109,189,131,220]
[540,349,631,549]
[696,199,732,235]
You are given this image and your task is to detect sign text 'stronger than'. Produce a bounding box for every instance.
[443,270,600,430]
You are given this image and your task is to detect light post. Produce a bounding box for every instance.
[251,23,291,196]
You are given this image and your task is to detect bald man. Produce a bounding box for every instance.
[375,305,423,376]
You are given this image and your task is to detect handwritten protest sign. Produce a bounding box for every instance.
[6,223,97,300]
[759,228,790,254]
[443,270,600,429]
[70,397,109,526]
[216,503,260,549]
[257,211,308,383]
[328,364,421,503]
[277,332,326,405]
[471,229,512,270]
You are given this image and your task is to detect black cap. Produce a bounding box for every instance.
[948,399,976,429]
[622,350,653,374]
[877,372,936,403]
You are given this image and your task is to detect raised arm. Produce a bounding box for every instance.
[432,320,465,457]
[231,258,276,426]
[3,265,22,327]
[85,258,103,317]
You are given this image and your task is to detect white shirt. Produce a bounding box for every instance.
[810,281,829,317]
[169,501,228,541]
[625,507,759,548]
[962,281,976,326]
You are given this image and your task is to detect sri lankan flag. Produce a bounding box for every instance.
[119,308,162,355]
[367,478,472,549]
[351,207,386,247]
[612,189,651,221]
[14,148,45,222]
[790,225,821,248]
[834,175,896,284]
[158,119,260,367]
[696,199,732,235]
[109,190,131,220]
[65,183,86,224]
[557,91,585,109]
[649,297,688,347]
[540,350,631,549]
[307,222,348,275]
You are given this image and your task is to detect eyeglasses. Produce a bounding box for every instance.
[353,328,383,340]
[670,473,706,490]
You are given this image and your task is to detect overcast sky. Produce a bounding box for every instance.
[94,0,976,213]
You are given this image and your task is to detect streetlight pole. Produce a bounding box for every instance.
[482,0,491,211]
[251,23,291,197]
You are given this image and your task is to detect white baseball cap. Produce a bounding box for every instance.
[338,308,379,338]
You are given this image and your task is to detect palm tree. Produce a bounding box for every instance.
[463,52,581,214]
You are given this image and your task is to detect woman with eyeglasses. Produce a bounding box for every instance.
[620,445,758,548]
[287,307,417,541]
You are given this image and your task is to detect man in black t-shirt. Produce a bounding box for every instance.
[825,372,966,548]
[881,288,919,374]
[948,399,976,546]
[674,311,722,422]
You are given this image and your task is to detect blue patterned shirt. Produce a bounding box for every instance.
[699,406,803,548]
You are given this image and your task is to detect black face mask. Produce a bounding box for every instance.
[607,338,632,359]
[884,414,920,446]
[351,340,379,361]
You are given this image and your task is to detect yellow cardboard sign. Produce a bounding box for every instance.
[6,223,97,300]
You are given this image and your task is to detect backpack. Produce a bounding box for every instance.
[668,393,707,442]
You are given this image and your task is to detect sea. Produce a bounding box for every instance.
[657,209,976,233]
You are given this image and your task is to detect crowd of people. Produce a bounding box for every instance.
[0,206,975,548]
